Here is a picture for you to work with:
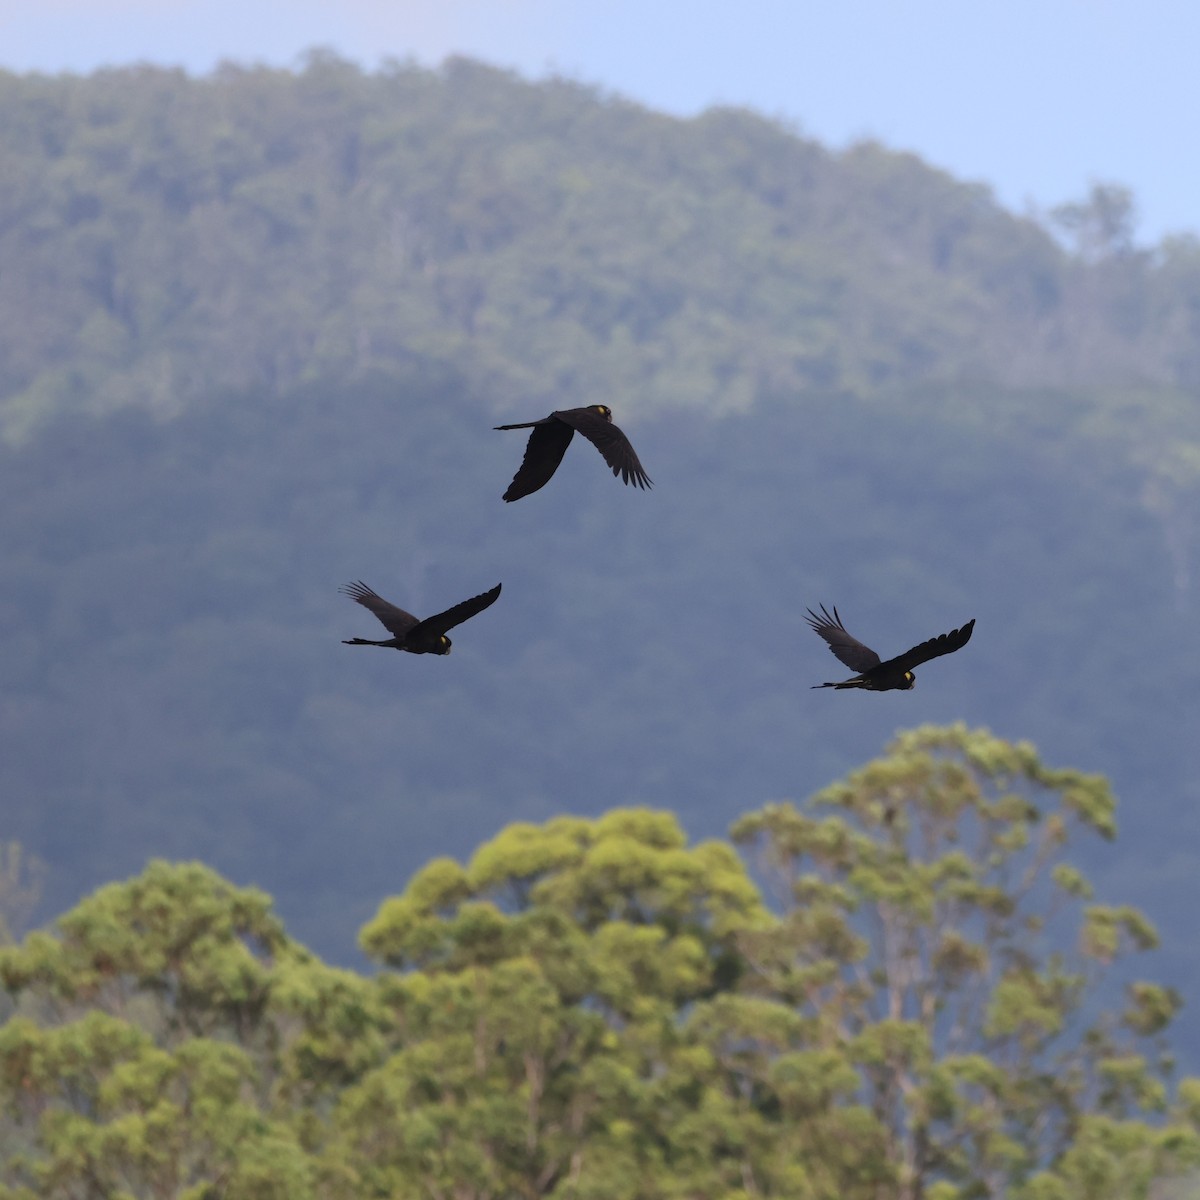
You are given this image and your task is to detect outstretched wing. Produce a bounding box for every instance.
[339,581,420,637]
[411,583,503,639]
[499,420,576,501]
[555,408,652,490]
[804,604,882,672]
[884,618,976,674]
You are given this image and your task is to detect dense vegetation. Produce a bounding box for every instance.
[3,728,1200,1199]
[6,361,1200,990]
[4,51,1200,441]
[3,50,1200,1070]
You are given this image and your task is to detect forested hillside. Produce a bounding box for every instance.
[4,51,1200,441]
[3,52,1200,1034]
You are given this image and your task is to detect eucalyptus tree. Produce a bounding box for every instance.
[733,723,1200,1200]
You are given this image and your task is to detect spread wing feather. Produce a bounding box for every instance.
[884,619,976,674]
[804,604,882,672]
[411,583,503,639]
[499,421,575,501]
[339,581,419,637]
[554,408,652,490]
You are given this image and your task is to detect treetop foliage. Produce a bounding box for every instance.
[3,728,1200,1198]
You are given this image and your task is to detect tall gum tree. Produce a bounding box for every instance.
[732,722,1200,1200]
[340,808,890,1200]
[0,860,387,1198]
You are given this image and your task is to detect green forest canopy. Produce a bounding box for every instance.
[6,51,1200,605]
[4,52,1200,1072]
[3,727,1200,1200]
[4,51,1200,441]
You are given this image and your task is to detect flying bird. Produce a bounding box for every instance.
[339,581,501,655]
[805,604,975,691]
[494,404,652,501]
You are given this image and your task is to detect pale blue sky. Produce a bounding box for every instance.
[2,0,1197,243]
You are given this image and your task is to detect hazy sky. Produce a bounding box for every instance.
[3,0,1197,243]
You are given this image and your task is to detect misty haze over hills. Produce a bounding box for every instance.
[3,52,1200,1031]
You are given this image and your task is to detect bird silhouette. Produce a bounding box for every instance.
[339,581,501,655]
[494,404,652,501]
[805,604,974,691]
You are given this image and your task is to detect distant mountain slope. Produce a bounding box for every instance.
[5,51,1200,1047]
[3,53,1200,440]
[3,369,1199,996]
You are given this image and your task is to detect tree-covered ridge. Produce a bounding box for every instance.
[3,52,1200,439]
[4,363,1200,1002]
[2,728,1198,1199]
